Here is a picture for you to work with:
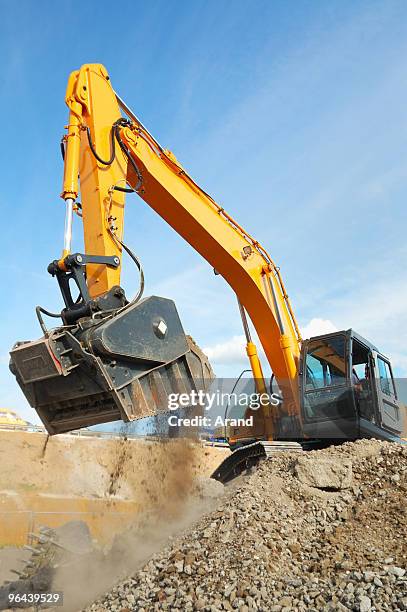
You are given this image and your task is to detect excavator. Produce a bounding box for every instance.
[9,64,405,481]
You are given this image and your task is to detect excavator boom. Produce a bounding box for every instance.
[9,63,303,435]
[61,64,302,396]
[10,63,403,446]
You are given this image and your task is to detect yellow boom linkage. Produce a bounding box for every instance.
[60,64,302,435]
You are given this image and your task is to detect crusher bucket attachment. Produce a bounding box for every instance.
[10,295,213,434]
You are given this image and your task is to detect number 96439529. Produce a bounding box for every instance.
[8,592,63,606]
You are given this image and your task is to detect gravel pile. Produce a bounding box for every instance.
[87,440,406,611]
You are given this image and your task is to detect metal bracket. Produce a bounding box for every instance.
[47,252,121,324]
[62,253,120,269]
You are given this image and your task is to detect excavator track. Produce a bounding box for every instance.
[211,441,303,484]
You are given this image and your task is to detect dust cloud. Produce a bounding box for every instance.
[51,438,224,611]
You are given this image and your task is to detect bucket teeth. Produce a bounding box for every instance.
[46,539,66,550]
[23,545,38,553]
[29,532,49,543]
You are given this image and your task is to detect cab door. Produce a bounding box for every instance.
[300,332,358,440]
[371,352,403,435]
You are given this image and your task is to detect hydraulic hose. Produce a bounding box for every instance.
[36,306,61,335]
[85,118,143,192]
[86,125,116,166]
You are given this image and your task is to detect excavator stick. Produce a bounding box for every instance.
[10,296,213,435]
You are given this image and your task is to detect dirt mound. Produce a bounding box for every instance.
[86,440,407,611]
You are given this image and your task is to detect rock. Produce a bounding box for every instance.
[195,598,206,609]
[387,566,405,577]
[83,440,406,612]
[288,542,301,554]
[194,476,225,499]
[278,596,292,606]
[224,584,235,598]
[359,595,372,611]
[294,456,353,489]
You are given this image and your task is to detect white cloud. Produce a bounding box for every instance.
[148,256,407,378]
[147,264,242,345]
[301,318,338,339]
[321,271,407,375]
[390,353,407,375]
[204,318,339,370]
[203,335,246,365]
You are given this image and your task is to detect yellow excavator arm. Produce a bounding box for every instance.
[60,63,302,422]
[10,63,405,449]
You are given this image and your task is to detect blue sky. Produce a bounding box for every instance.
[1,0,407,422]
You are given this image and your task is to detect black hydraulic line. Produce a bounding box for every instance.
[36,306,61,335]
[85,117,144,299]
[118,238,145,304]
[51,118,144,332]
[108,229,145,306]
[86,125,116,166]
[86,234,145,333]
[113,119,143,191]
[269,373,275,395]
[84,117,142,189]
[113,185,135,193]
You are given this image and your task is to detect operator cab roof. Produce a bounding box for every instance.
[307,328,381,355]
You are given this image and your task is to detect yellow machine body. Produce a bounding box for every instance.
[59,64,303,430]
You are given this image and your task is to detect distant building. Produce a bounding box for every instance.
[0,409,29,429]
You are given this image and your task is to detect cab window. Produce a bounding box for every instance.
[305,336,347,390]
[377,357,396,397]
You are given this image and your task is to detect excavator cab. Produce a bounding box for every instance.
[300,330,403,442]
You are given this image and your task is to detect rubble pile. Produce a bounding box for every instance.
[88,440,406,611]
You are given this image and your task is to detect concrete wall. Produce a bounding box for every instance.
[0,432,229,546]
